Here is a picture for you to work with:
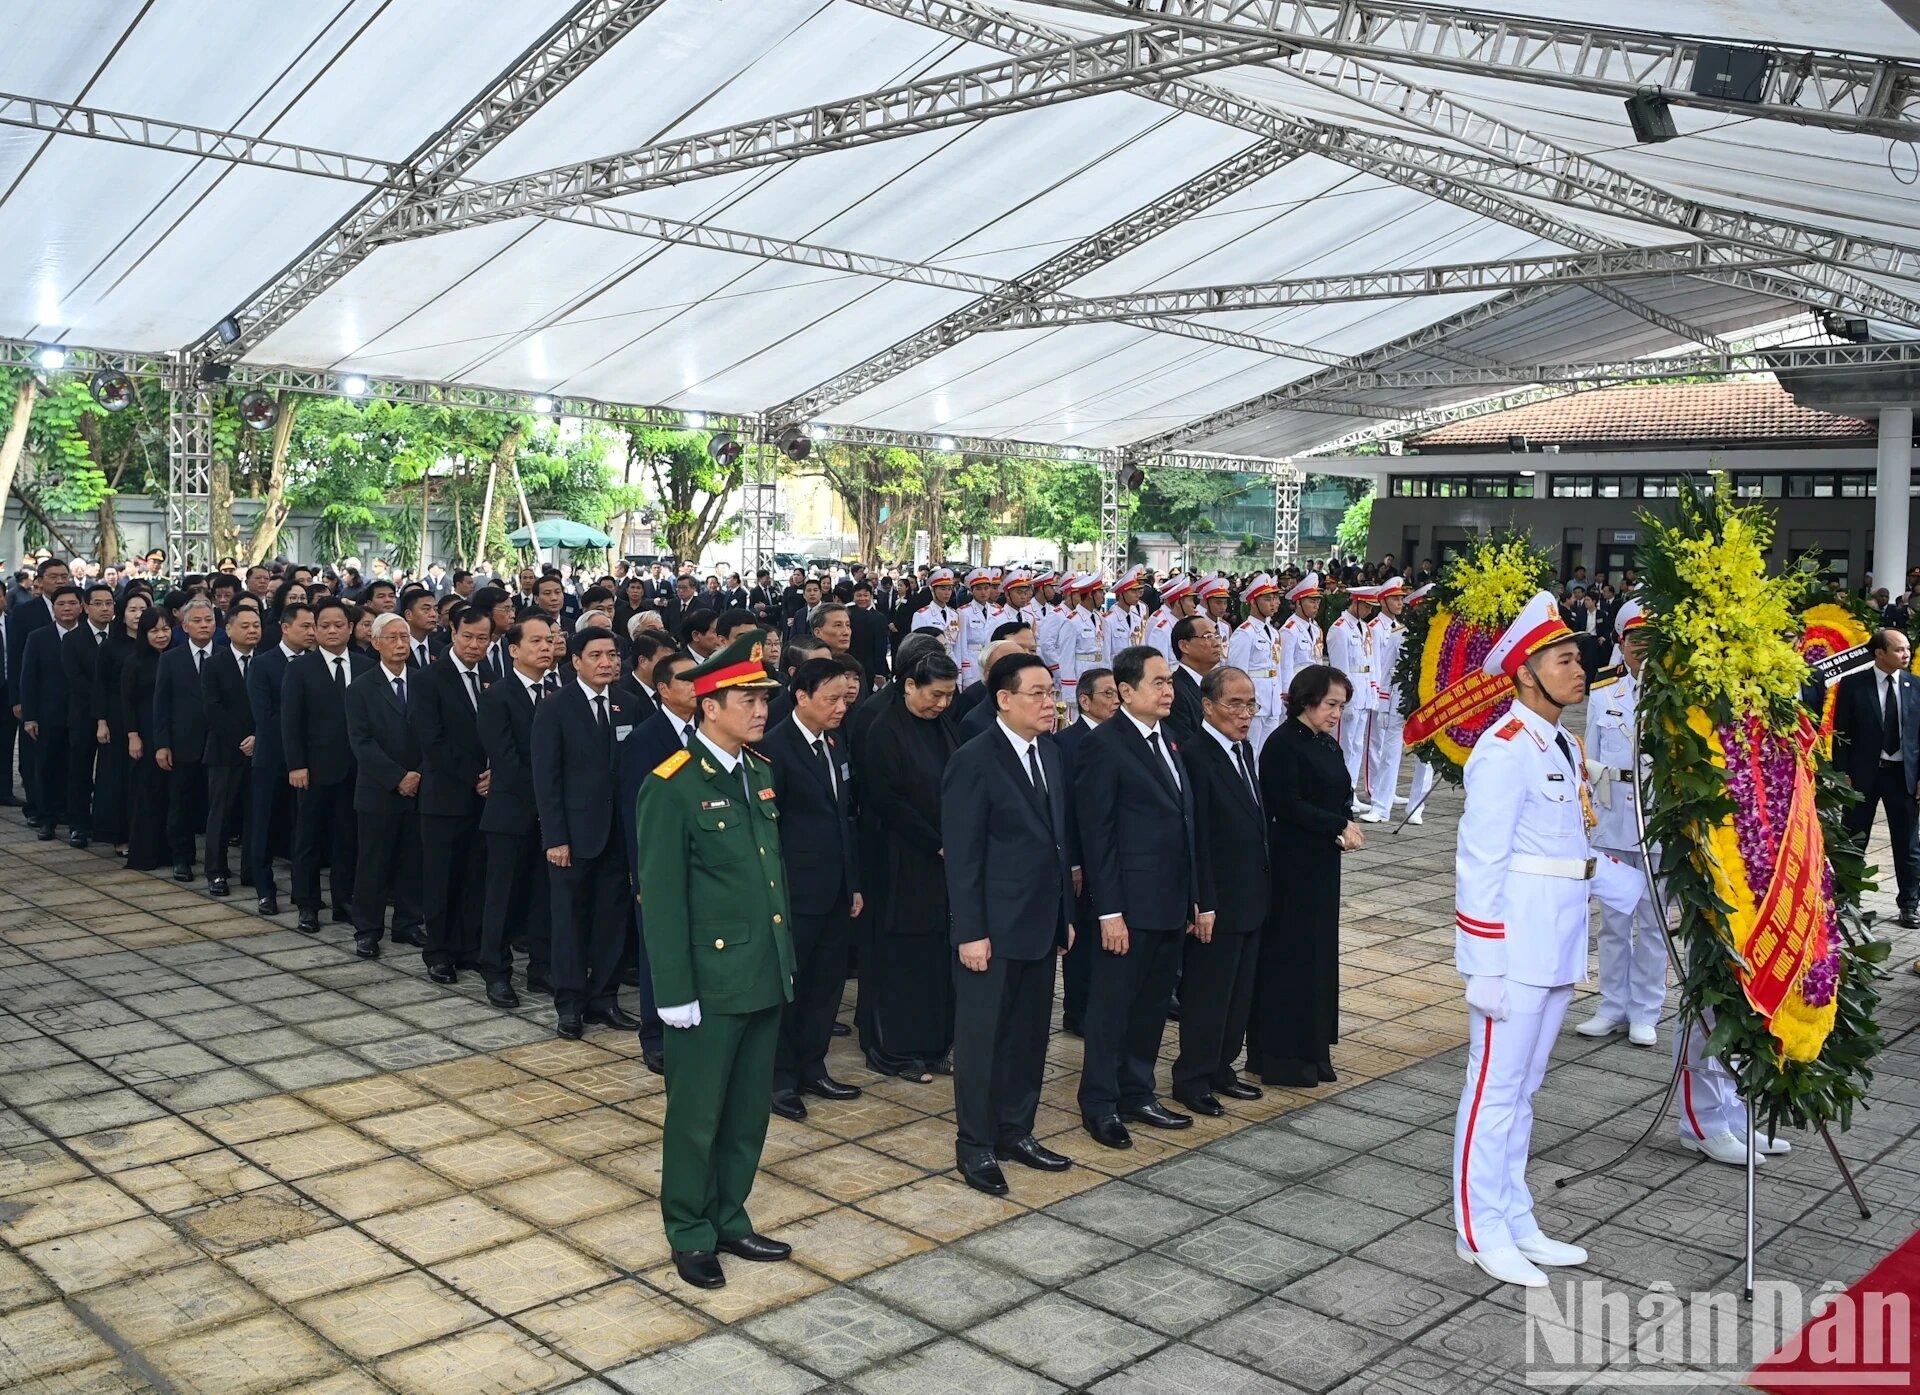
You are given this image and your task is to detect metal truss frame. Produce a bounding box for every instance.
[1030,1,1920,140]
[376,27,1284,240]
[165,355,214,573]
[1303,339,1920,393]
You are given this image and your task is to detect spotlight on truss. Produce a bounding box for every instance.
[779,425,813,462]
[215,317,241,346]
[1118,465,1145,491]
[340,374,369,397]
[532,395,556,415]
[89,370,134,413]
[35,345,66,372]
[707,431,745,466]
[238,391,280,432]
[1063,447,1083,461]
[684,411,707,430]
[198,361,232,386]
[935,435,956,451]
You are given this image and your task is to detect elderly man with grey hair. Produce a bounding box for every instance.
[343,610,427,962]
[153,594,221,880]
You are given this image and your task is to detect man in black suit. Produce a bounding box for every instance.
[1166,614,1220,745]
[59,584,114,847]
[758,658,863,1122]
[201,604,262,896]
[283,598,373,932]
[411,605,492,978]
[1055,666,1116,1035]
[1834,627,1920,927]
[247,602,313,914]
[10,556,68,822]
[399,586,439,670]
[943,651,1077,1195]
[18,582,81,840]
[153,596,220,879]
[614,631,673,726]
[533,628,642,1037]
[345,613,426,962]
[470,587,517,684]
[0,586,17,807]
[1075,645,1207,1148]
[477,617,555,1005]
[1170,666,1268,1116]
[848,582,891,689]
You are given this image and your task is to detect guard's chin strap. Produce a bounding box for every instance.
[1521,653,1571,713]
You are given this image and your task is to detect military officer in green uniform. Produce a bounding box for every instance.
[635,628,798,1289]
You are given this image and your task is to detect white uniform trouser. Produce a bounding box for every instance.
[1250,710,1280,762]
[1409,757,1435,810]
[1590,848,1668,1028]
[1339,708,1374,798]
[1367,711,1406,820]
[1675,1006,1748,1140]
[1454,980,1572,1254]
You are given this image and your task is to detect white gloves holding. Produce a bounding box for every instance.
[659,1001,702,1029]
[1464,975,1509,1021]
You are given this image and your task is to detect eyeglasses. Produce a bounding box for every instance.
[1215,699,1261,715]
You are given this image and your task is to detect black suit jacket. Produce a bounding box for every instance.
[19,623,70,731]
[1168,665,1204,745]
[411,657,488,819]
[8,595,52,700]
[531,680,634,858]
[759,717,859,915]
[345,664,424,814]
[477,673,541,836]
[1185,730,1269,935]
[247,645,296,771]
[60,624,109,731]
[613,676,658,726]
[152,643,213,760]
[1077,715,1199,930]
[942,728,1074,958]
[958,695,999,742]
[1834,665,1920,792]
[281,648,373,786]
[202,646,258,767]
[849,606,890,682]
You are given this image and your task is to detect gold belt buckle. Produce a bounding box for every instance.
[1582,857,1596,880]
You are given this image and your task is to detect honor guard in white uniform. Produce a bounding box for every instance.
[1144,575,1195,663]
[1402,583,1438,822]
[1362,579,1410,823]
[1197,574,1232,630]
[1032,571,1063,621]
[1228,574,1284,755]
[955,568,1004,688]
[1327,587,1381,804]
[1276,573,1325,698]
[1043,572,1108,708]
[1001,569,1045,633]
[1104,566,1150,660]
[1451,592,1644,1288]
[912,567,963,669]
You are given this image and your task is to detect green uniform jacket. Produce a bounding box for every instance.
[635,743,796,1015]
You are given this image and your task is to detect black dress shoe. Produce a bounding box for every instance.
[583,1005,642,1031]
[1165,999,1181,1022]
[672,1249,725,1289]
[1900,909,1920,930]
[525,974,552,997]
[428,965,457,985]
[330,907,353,924]
[717,1233,791,1261]
[171,862,193,880]
[1216,1079,1263,1101]
[256,896,280,917]
[1084,1115,1133,1149]
[207,878,230,898]
[37,825,57,841]
[391,929,426,948]
[957,1152,1010,1195]
[771,1090,808,1122]
[1123,1102,1192,1130]
[555,1015,584,1040]
[355,939,380,960]
[643,1050,665,1075]
[799,1075,861,1101]
[1316,1061,1339,1083]
[994,1135,1070,1171]
[296,910,319,934]
[830,1021,850,1037]
[1173,1091,1225,1117]
[67,832,89,849]
[486,982,520,1009]
[1062,1017,1084,1038]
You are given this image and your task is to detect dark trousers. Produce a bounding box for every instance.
[952,949,1055,1156]
[65,725,99,835]
[1847,761,1920,909]
[0,699,17,801]
[352,804,423,943]
[479,830,551,983]
[163,757,205,864]
[1061,896,1095,1031]
[30,724,69,830]
[248,764,288,896]
[1078,924,1182,1119]
[419,811,484,969]
[18,708,40,818]
[204,764,247,880]
[548,847,626,1014]
[1171,931,1260,1096]
[774,906,853,1093]
[292,779,356,912]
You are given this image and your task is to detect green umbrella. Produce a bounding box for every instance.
[507,519,614,548]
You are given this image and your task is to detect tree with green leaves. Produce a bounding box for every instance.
[1024,459,1102,566]
[1337,490,1375,555]
[805,443,926,562]
[626,426,738,562]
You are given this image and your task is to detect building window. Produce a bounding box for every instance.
[1391,476,1427,497]
[1551,475,1594,499]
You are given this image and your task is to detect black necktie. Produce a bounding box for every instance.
[1149,729,1180,791]
[333,656,347,692]
[463,669,480,708]
[194,647,204,674]
[1026,743,1047,794]
[240,652,250,679]
[1886,675,1902,757]
[393,674,407,710]
[415,642,427,668]
[1236,741,1261,812]
[814,737,836,796]
[93,629,102,646]
[682,721,695,747]
[529,680,542,706]
[1555,731,1578,775]
[593,693,608,735]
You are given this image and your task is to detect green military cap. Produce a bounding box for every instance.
[686,626,782,696]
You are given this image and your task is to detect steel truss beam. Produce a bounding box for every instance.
[1032,1,1920,140]
[1300,339,1920,392]
[204,0,669,360]
[166,356,214,573]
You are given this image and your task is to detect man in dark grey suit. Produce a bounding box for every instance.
[344,613,425,962]
[1834,627,1920,927]
[247,602,313,914]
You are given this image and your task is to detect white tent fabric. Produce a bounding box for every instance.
[2,0,1915,458]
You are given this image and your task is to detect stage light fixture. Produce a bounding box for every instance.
[35,345,66,372]
[1624,91,1677,143]
[1118,465,1145,491]
[1507,434,1530,454]
[684,411,707,430]
[778,425,813,461]
[89,370,134,413]
[340,374,369,397]
[532,395,556,414]
[215,317,241,345]
[1820,310,1870,343]
[807,423,829,441]
[238,391,279,432]
[197,361,232,386]
[1063,447,1083,461]
[935,435,956,451]
[707,431,745,466]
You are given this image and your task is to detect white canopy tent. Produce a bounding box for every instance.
[3,0,1918,572]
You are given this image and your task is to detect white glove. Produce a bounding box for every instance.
[1464,975,1509,1021]
[658,1001,702,1029]
[1585,758,1615,809]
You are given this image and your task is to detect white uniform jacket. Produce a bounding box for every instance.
[1276,614,1323,695]
[1104,603,1148,660]
[912,603,962,668]
[955,601,1004,687]
[1583,669,1645,854]
[1144,606,1179,663]
[1455,702,1643,987]
[1227,616,1282,711]
[1369,614,1405,714]
[1327,612,1378,712]
[1045,605,1107,698]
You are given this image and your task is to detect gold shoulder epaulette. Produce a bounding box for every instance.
[652,749,690,779]
[743,744,769,764]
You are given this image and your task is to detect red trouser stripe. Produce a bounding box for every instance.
[1681,1067,1705,1140]
[1460,1016,1494,1252]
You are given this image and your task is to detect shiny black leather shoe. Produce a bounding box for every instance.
[296,909,319,934]
[717,1233,791,1262]
[672,1249,725,1289]
[170,861,192,879]
[957,1152,1010,1195]
[206,877,229,898]
[1173,1091,1225,1117]
[1123,1102,1192,1130]
[555,1014,584,1040]
[428,965,457,985]
[67,832,89,849]
[642,1050,665,1075]
[256,896,280,917]
[486,982,519,1009]
[994,1135,1070,1171]
[1217,1079,1263,1101]
[770,1090,808,1122]
[583,1006,642,1031]
[1084,1115,1133,1149]
[354,939,380,960]
[799,1075,860,1101]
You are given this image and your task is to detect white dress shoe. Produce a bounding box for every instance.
[1358,810,1386,823]
[1574,1014,1626,1038]
[1407,809,1423,825]
[1456,1240,1548,1288]
[1515,1233,1588,1267]
[1681,1130,1762,1166]
[1627,1023,1657,1047]
[1751,1128,1792,1156]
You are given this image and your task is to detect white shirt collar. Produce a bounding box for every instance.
[280,643,301,661]
[792,714,827,748]
[1121,708,1161,740]
[996,716,1037,764]
[450,654,477,677]
[576,676,607,706]
[1179,662,1207,689]
[89,623,108,638]
[695,729,741,773]
[1204,719,1239,757]
[190,640,211,658]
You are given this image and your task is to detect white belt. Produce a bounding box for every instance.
[1510,854,1595,880]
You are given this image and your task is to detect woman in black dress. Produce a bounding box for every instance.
[852,645,959,1082]
[122,607,174,872]
[1254,663,1364,1087]
[263,578,308,652]
[92,588,151,855]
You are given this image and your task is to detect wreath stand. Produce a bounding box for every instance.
[1551,722,1871,1300]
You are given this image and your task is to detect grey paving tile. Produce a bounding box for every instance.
[1328,1344,1535,1395]
[1278,1254,1475,1340]
[255,990,362,1023]
[844,1337,1061,1395]
[18,1088,166,1134]
[1155,1216,1339,1293]
[201,1026,315,1065]
[1273,1106,1416,1154]
[249,1049,376,1090]
[1192,1298,1397,1393]
[1306,1156,1442,1218]
[1090,1343,1309,1394]
[1239,1186,1410,1252]
[959,1212,1134,1286]
[444,1015,558,1050]
[1353,1218,1504,1295]
[1335,1080,1457,1126]
[1204,1127,1354,1182]
[606,1332,822,1395]
[970,1292,1163,1388]
[1066,1250,1259,1336]
[348,1031,471,1070]
[851,1248,1037,1329]
[1047,1181,1212,1247]
[743,1288,936,1378]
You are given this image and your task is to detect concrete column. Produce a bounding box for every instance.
[1876,406,1913,588]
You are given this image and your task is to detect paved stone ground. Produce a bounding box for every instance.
[0,774,1914,1394]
